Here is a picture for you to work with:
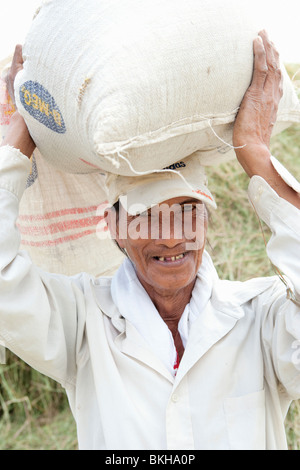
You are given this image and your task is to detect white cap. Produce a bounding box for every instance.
[105,153,217,215]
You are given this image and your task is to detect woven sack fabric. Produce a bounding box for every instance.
[14,0,300,176]
[0,70,124,278]
[17,151,124,276]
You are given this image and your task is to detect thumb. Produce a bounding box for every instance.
[250,36,268,91]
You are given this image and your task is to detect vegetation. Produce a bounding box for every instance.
[0,65,299,450]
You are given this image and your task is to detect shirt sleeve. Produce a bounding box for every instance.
[248,157,300,399]
[248,157,300,300]
[0,145,85,387]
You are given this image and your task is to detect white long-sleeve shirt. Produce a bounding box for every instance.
[0,145,300,450]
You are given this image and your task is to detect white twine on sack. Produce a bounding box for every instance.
[207,118,247,151]
[116,150,196,192]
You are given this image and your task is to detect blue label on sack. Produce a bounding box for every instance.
[19,81,66,134]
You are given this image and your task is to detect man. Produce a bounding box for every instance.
[0,31,300,450]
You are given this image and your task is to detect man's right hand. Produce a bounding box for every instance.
[1,111,36,158]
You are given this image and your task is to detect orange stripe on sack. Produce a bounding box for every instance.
[20,229,97,247]
[18,204,107,222]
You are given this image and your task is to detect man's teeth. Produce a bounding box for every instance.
[157,254,185,262]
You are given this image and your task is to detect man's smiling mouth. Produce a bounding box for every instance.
[153,253,187,262]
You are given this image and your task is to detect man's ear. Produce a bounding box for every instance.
[104,206,118,241]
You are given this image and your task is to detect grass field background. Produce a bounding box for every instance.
[0,65,299,450]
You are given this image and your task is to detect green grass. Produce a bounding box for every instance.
[0,407,77,450]
[0,67,300,451]
[0,357,78,450]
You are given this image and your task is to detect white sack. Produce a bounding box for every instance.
[0,68,124,278]
[14,0,300,176]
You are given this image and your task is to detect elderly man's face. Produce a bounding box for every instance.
[115,196,208,295]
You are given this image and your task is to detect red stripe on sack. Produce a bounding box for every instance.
[20,229,97,247]
[18,204,107,222]
[17,215,104,236]
[79,158,104,170]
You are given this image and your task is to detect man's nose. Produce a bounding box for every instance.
[152,214,185,246]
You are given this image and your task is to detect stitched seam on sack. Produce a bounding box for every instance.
[94,108,300,154]
[94,112,237,153]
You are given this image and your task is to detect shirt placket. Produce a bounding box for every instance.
[166,375,195,450]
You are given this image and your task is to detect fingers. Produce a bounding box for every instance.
[259,30,279,72]
[251,31,283,91]
[249,30,283,136]
[260,30,282,75]
[233,30,284,154]
[251,35,268,89]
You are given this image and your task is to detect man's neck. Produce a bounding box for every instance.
[137,276,196,360]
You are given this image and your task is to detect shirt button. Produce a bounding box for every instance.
[171,393,179,403]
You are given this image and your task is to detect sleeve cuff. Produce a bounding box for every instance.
[0,145,31,200]
[247,156,300,230]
